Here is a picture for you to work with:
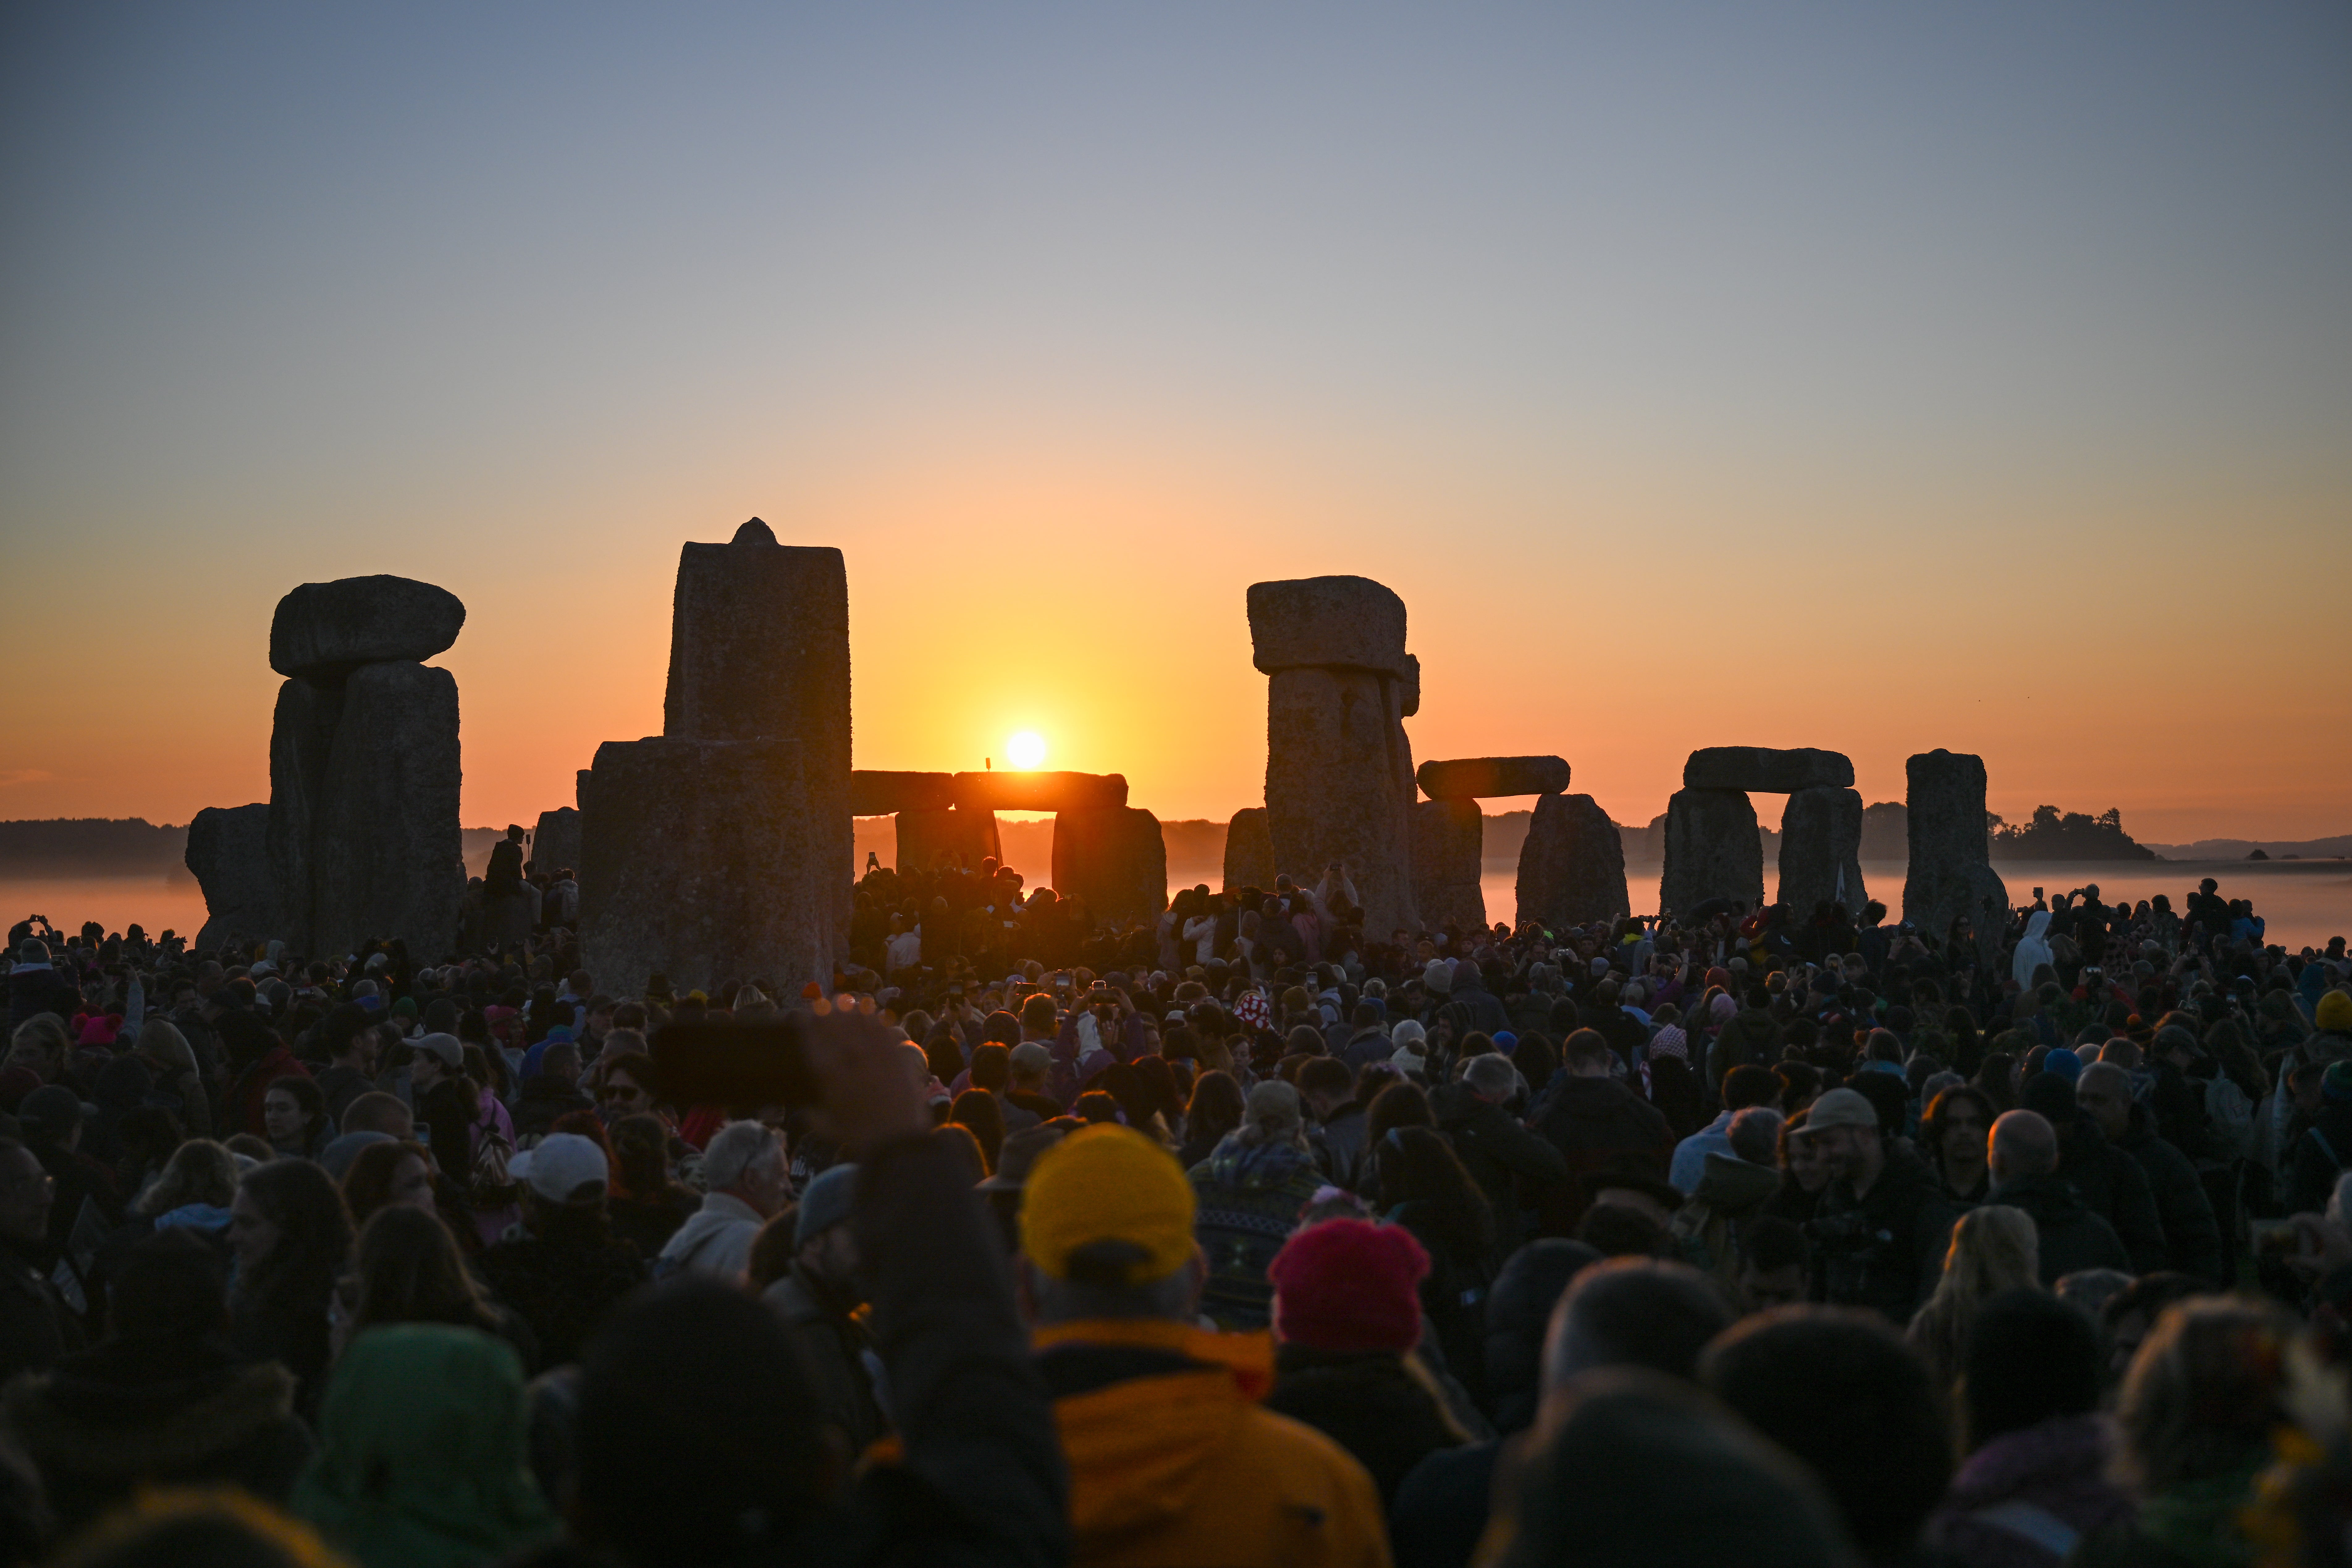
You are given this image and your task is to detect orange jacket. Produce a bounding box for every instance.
[1039,1317,1392,1568]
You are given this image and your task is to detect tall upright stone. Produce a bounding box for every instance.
[1777,787,1866,919]
[1659,788,1764,917]
[1223,807,1273,894]
[266,676,342,949]
[1515,793,1629,929]
[1051,807,1167,926]
[532,807,581,875]
[1903,750,2008,966]
[1249,576,1418,935]
[309,661,463,957]
[186,803,282,952]
[579,736,826,998]
[1410,799,1486,932]
[662,519,851,962]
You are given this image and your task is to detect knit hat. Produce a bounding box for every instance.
[795,1163,860,1246]
[1268,1219,1429,1354]
[2040,1046,2086,1085]
[1423,960,1454,995]
[2320,991,2352,1034]
[16,1085,87,1144]
[1020,1124,1195,1285]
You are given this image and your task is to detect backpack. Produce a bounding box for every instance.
[2205,1074,2257,1163]
[470,1113,517,1202]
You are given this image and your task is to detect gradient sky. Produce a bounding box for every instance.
[4,3,2348,843]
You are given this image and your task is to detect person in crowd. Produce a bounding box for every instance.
[1927,1288,2133,1567]
[1190,1080,1327,1330]
[1803,1086,1955,1322]
[2076,1060,2224,1284]
[0,1135,76,1384]
[1668,1064,1780,1193]
[260,1077,334,1163]
[1375,1124,1498,1398]
[226,1159,352,1419]
[1919,1084,1998,1207]
[474,1132,647,1371]
[1429,1054,1567,1249]
[2017,1073,2170,1275]
[758,1162,886,1456]
[310,1004,379,1126]
[1985,1110,2131,1284]
[1703,1306,1955,1567]
[338,1138,437,1232]
[335,1204,537,1368]
[603,1111,700,1260]
[1177,1069,1246,1170]
[1905,1203,2040,1402]
[657,1120,788,1280]
[132,1018,212,1139]
[1530,1027,1676,1232]
[1,1228,314,1535]
[1018,1121,1387,1566]
[16,1084,121,1258]
[1667,1107,1785,1298]
[1300,1056,1371,1193]
[511,1039,592,1143]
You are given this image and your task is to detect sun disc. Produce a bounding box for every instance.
[1006,731,1047,769]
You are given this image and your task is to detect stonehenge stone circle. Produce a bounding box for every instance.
[1223,807,1274,893]
[1777,787,1866,919]
[1515,793,1630,929]
[850,771,956,816]
[1683,747,1854,794]
[1051,807,1168,925]
[950,771,1128,814]
[1410,799,1486,931]
[1660,787,1764,917]
[1903,750,2008,965]
[1250,575,1419,935]
[269,575,465,679]
[662,519,851,958]
[532,807,581,875]
[186,804,281,951]
[579,736,827,997]
[1416,755,1570,801]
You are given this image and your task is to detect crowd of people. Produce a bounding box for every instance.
[0,855,2350,1566]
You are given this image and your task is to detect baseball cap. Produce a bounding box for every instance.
[507,1133,609,1203]
[795,1164,860,1247]
[1020,1124,1195,1286]
[1799,1087,1878,1134]
[412,1034,464,1070]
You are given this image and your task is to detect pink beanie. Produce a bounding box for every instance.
[1268,1218,1429,1355]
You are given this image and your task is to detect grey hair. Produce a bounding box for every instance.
[700,1120,780,1193]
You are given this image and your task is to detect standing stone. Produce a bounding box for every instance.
[1417,756,1571,801]
[1659,788,1764,917]
[1903,751,2009,966]
[532,807,581,875]
[1683,747,1855,794]
[1051,807,1167,926]
[269,576,466,679]
[186,804,282,952]
[1223,807,1273,894]
[1777,787,1866,919]
[1411,799,1486,932]
[662,519,851,963]
[579,736,826,998]
[896,807,1001,874]
[308,661,463,958]
[1515,794,1629,929]
[266,676,342,950]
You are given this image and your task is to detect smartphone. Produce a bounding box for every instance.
[651,1021,820,1111]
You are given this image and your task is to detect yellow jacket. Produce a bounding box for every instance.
[1039,1318,1392,1568]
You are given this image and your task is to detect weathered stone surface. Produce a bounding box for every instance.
[1903,750,2009,965]
[187,804,282,951]
[1659,788,1764,917]
[1777,787,1866,919]
[1417,755,1570,801]
[895,807,1001,874]
[949,771,1127,814]
[1223,808,1274,894]
[532,807,581,876]
[1399,654,1420,719]
[1264,665,1418,934]
[1247,576,1410,677]
[579,736,827,998]
[1683,747,1853,794]
[266,675,343,950]
[1516,793,1630,928]
[662,525,851,962]
[1051,807,1167,926]
[309,661,464,958]
[269,576,466,679]
[1410,799,1486,932]
[850,770,955,816]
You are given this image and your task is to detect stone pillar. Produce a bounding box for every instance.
[579,736,827,998]
[1410,799,1486,932]
[1249,576,1418,935]
[1903,750,2009,966]
[264,575,466,958]
[1659,788,1764,917]
[1051,807,1167,926]
[186,804,281,952]
[662,518,851,964]
[1778,787,1866,919]
[1515,793,1629,929]
[532,807,581,876]
[896,807,1000,873]
[1223,807,1273,894]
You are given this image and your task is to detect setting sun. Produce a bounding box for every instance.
[1006,731,1047,770]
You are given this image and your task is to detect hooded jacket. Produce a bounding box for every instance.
[1429,1083,1568,1246]
[1190,1136,1326,1330]
[1038,1317,1390,1568]
[655,1191,765,1282]
[1263,1347,1466,1505]
[1987,1172,2131,1284]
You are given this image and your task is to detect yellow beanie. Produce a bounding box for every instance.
[2320,990,2352,1035]
[1019,1123,1196,1285]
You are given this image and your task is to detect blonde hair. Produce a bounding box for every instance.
[136,1018,199,1076]
[1907,1204,2040,1407]
[135,1139,239,1217]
